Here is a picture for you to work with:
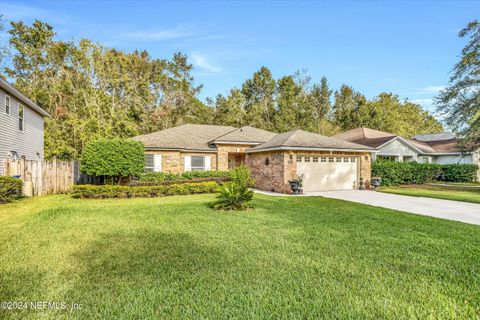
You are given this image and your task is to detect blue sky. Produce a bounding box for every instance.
[0,1,478,116]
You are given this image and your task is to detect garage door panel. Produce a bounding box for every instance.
[297,157,357,191]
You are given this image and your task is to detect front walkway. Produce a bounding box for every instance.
[253,189,480,225]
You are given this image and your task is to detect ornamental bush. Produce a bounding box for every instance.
[0,177,23,204]
[81,139,145,184]
[210,165,254,211]
[72,181,219,199]
[372,161,478,186]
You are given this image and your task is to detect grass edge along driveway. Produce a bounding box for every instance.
[0,194,479,319]
[379,184,480,204]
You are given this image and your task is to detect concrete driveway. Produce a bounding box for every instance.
[308,190,480,225]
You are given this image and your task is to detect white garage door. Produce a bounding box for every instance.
[297,156,358,191]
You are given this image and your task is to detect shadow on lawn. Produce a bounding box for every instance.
[65,230,228,300]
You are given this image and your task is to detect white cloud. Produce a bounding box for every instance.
[123,26,191,41]
[191,53,222,73]
[416,85,446,94]
[0,2,66,24]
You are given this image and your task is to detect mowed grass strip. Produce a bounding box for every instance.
[379,184,480,204]
[0,194,479,319]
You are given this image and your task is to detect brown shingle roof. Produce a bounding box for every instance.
[211,126,277,144]
[248,129,375,152]
[132,124,236,151]
[334,127,469,154]
[332,127,397,148]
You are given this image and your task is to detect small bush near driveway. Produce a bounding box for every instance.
[0,176,23,204]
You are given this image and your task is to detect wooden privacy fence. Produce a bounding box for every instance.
[3,159,75,196]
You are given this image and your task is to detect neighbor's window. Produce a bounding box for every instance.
[191,156,205,171]
[5,95,10,115]
[18,104,24,131]
[145,154,154,172]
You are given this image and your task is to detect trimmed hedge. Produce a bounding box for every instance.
[372,162,478,186]
[72,181,219,199]
[0,177,23,204]
[131,176,231,186]
[138,170,231,182]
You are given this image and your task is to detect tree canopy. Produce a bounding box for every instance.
[3,19,444,159]
[435,20,480,148]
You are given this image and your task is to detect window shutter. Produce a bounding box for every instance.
[204,155,211,170]
[154,154,162,172]
[184,155,192,171]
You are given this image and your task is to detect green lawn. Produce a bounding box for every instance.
[379,184,480,204]
[1,194,479,319]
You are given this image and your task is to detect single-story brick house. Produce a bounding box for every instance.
[133,124,375,193]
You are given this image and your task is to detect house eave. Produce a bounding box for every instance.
[144,146,218,153]
[246,146,378,154]
[0,78,50,117]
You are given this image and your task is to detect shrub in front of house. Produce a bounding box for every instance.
[138,170,231,182]
[81,139,144,185]
[372,161,478,186]
[210,165,254,211]
[72,181,219,199]
[0,177,23,204]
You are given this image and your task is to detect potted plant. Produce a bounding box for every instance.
[289,174,304,195]
[371,176,382,190]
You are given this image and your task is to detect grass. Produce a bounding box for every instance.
[379,184,480,204]
[429,181,480,187]
[0,194,479,319]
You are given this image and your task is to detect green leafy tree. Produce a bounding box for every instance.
[212,89,246,127]
[435,20,480,148]
[81,139,145,184]
[241,67,276,130]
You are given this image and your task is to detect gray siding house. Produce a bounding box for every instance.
[0,78,50,175]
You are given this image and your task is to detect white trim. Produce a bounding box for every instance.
[153,154,162,172]
[184,155,192,172]
[5,94,10,115]
[204,155,211,170]
[376,136,426,155]
[246,146,377,154]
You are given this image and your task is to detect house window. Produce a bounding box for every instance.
[313,156,319,162]
[344,157,349,162]
[378,156,396,162]
[191,156,205,171]
[351,157,356,163]
[144,154,154,172]
[18,104,24,131]
[296,156,302,162]
[321,157,326,162]
[5,95,10,115]
[304,156,310,162]
[328,157,334,162]
[336,157,341,162]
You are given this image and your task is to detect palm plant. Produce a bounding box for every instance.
[210,165,254,211]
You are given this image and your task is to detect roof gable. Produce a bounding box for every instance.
[248,129,374,152]
[211,126,277,144]
[0,78,50,117]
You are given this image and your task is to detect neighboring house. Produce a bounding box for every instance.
[0,78,50,175]
[333,127,480,167]
[133,124,375,193]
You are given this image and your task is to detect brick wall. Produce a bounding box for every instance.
[246,150,372,194]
